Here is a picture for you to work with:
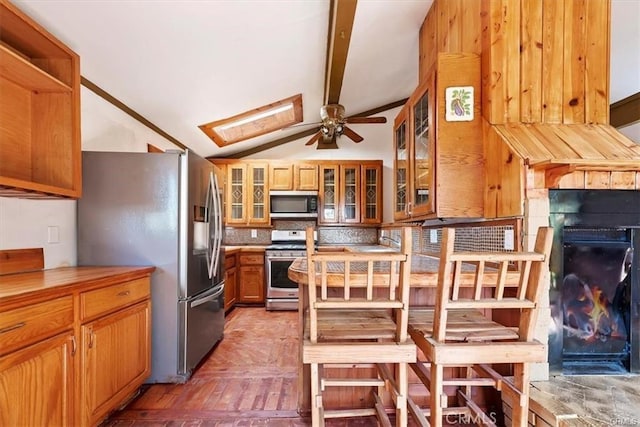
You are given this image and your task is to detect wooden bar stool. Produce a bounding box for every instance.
[407,227,553,427]
[302,226,415,426]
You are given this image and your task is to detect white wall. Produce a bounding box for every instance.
[0,87,181,269]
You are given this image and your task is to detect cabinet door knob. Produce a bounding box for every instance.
[117,290,131,297]
[71,336,77,356]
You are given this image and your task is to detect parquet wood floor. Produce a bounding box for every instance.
[103,307,527,426]
[104,307,385,426]
[102,305,640,426]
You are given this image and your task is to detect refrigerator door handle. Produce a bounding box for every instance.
[213,172,223,268]
[190,283,225,308]
[204,172,214,278]
[208,171,221,279]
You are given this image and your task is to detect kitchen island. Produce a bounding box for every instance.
[288,251,523,414]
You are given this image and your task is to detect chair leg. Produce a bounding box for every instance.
[396,362,408,427]
[310,363,324,427]
[510,363,530,427]
[430,363,444,427]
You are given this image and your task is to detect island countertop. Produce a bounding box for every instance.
[288,253,520,287]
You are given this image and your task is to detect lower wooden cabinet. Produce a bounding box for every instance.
[224,253,238,311]
[0,332,75,427]
[81,301,151,426]
[238,252,265,303]
[0,267,153,427]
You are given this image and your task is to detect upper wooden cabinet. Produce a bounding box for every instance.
[394,74,436,221]
[225,162,269,226]
[0,0,81,198]
[394,53,484,221]
[294,163,319,191]
[269,162,318,191]
[318,161,382,225]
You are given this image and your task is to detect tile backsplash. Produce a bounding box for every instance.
[224,220,378,246]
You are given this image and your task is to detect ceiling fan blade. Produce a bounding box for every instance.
[345,116,387,124]
[342,126,364,143]
[305,131,323,146]
[317,134,339,149]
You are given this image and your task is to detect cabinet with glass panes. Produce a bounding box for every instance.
[393,53,483,221]
[224,162,269,226]
[393,72,435,220]
[318,161,382,225]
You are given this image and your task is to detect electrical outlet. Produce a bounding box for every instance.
[47,226,60,244]
[504,229,515,250]
[430,229,438,243]
[251,229,257,239]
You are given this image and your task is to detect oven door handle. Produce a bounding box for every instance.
[267,256,302,262]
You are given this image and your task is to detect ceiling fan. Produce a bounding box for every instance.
[304,104,387,149]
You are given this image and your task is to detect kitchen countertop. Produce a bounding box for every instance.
[0,266,155,303]
[224,245,267,254]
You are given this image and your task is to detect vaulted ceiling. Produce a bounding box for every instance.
[14,0,640,158]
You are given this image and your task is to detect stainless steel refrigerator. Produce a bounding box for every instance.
[77,150,225,383]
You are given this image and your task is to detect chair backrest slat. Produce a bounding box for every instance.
[495,261,508,300]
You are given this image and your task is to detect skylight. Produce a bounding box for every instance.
[198,93,303,147]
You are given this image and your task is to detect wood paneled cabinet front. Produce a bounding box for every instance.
[0,332,75,426]
[238,253,265,303]
[0,0,81,198]
[318,161,382,225]
[224,253,238,311]
[80,299,150,426]
[269,162,319,191]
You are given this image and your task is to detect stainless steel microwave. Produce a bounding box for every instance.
[269,190,318,218]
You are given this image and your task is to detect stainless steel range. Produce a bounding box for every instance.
[265,229,315,311]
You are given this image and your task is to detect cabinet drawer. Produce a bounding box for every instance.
[225,255,236,269]
[0,296,73,355]
[80,277,150,321]
[239,254,263,265]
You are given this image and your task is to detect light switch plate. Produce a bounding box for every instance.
[251,229,257,238]
[47,226,60,244]
[430,229,438,243]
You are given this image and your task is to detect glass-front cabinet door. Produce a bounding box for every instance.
[319,165,339,224]
[361,163,382,224]
[393,106,410,220]
[340,165,360,223]
[247,163,269,225]
[409,74,435,217]
[226,164,247,224]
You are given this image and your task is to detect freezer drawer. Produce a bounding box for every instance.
[179,283,225,377]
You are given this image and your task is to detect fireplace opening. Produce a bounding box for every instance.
[561,228,632,374]
[549,190,640,375]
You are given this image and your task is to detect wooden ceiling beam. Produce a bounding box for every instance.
[610,91,640,128]
[324,0,358,105]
